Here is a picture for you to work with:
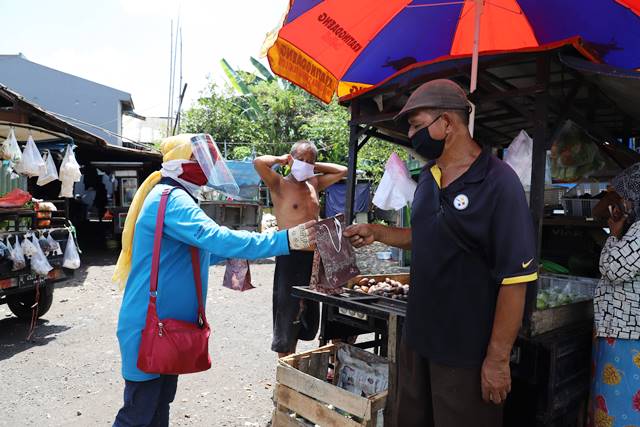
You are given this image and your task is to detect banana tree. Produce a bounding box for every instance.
[220,58,263,121]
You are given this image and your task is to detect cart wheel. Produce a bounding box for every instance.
[7,283,54,321]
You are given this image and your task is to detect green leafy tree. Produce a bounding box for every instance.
[181,59,410,184]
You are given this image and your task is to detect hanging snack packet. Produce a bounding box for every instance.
[62,233,81,269]
[9,237,26,271]
[14,135,45,177]
[1,127,22,163]
[21,234,39,258]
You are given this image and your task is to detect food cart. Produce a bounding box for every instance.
[289,41,640,426]
[0,123,78,322]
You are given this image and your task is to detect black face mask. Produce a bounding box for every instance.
[410,115,445,160]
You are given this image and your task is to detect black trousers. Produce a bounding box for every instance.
[271,251,319,353]
[394,341,503,427]
[113,375,178,427]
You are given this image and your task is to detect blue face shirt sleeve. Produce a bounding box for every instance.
[491,169,538,285]
[162,190,290,260]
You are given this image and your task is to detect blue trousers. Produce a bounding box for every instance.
[113,375,178,427]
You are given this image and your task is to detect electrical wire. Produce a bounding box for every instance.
[47,111,158,152]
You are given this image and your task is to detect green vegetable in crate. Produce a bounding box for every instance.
[536,283,585,310]
[536,290,549,310]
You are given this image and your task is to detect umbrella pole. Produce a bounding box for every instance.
[469,0,484,137]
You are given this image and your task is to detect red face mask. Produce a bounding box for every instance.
[179,162,208,186]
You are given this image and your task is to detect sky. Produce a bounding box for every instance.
[0,0,289,118]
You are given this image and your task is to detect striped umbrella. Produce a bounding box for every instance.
[265,0,640,106]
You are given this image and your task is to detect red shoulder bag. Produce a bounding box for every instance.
[137,188,211,375]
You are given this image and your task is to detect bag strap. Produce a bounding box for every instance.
[149,189,172,297]
[149,187,207,326]
[190,246,207,326]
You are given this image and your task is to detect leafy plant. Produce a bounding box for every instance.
[181,59,410,185]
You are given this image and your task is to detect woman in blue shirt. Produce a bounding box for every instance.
[112,135,314,427]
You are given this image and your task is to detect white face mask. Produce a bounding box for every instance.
[290,158,315,181]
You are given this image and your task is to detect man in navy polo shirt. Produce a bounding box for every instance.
[344,79,538,427]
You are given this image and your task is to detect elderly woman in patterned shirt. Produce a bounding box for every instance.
[589,163,640,427]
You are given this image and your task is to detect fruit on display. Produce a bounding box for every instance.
[352,277,409,301]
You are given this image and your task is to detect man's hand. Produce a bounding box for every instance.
[343,224,376,248]
[288,220,317,251]
[481,354,511,405]
[277,154,292,165]
[608,205,627,239]
[253,155,290,190]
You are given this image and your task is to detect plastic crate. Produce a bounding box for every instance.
[537,273,599,310]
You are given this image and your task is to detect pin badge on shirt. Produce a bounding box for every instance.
[453,194,469,211]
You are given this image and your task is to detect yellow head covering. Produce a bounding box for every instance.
[112,134,195,288]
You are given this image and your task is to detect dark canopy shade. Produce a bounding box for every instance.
[340,42,640,166]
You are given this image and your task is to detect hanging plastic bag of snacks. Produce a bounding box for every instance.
[37,150,59,186]
[59,145,82,198]
[46,232,62,256]
[1,127,22,163]
[38,232,53,255]
[9,237,26,271]
[30,234,53,276]
[21,233,39,258]
[14,135,45,177]
[62,233,81,269]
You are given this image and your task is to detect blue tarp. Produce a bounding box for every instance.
[226,161,261,187]
[325,182,371,218]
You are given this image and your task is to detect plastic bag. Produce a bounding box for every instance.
[21,234,39,258]
[47,233,62,256]
[309,214,360,294]
[1,127,22,163]
[30,234,53,276]
[62,233,81,269]
[59,145,82,198]
[0,188,32,208]
[372,153,417,211]
[37,150,59,186]
[0,240,9,258]
[504,130,533,190]
[37,202,57,212]
[222,259,254,292]
[9,237,26,271]
[38,233,52,255]
[14,135,45,177]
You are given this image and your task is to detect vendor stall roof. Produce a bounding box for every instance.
[340,41,640,150]
[0,121,72,143]
[0,85,161,164]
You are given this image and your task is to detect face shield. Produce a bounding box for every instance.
[190,134,239,197]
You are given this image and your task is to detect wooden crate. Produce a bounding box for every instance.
[272,343,388,427]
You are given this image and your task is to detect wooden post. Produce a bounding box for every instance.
[384,314,400,427]
[524,55,550,329]
[468,0,484,136]
[345,101,360,224]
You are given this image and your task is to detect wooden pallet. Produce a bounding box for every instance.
[272,343,387,427]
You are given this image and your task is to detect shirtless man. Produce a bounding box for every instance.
[254,141,347,356]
